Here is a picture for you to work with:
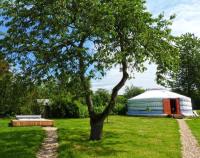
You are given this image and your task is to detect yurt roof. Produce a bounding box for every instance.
[129,89,191,101]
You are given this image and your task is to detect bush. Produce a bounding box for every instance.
[93,89,110,107]
[94,106,104,113]
[112,103,127,115]
[49,96,79,118]
[45,95,89,118]
[124,85,144,99]
[75,101,89,118]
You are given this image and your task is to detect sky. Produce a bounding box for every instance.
[91,0,200,94]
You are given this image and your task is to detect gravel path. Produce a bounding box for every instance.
[177,119,200,158]
[37,127,58,158]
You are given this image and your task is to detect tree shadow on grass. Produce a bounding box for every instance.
[0,129,44,158]
[58,128,129,158]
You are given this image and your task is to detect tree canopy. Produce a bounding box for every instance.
[171,33,200,95]
[164,33,200,108]
[124,85,145,99]
[0,0,178,140]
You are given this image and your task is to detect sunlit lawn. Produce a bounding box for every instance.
[56,116,181,158]
[186,118,200,144]
[0,119,44,158]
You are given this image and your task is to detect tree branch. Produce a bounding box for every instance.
[101,60,129,119]
[78,36,95,118]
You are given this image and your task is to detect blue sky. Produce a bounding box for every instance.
[1,0,200,93]
[92,0,200,93]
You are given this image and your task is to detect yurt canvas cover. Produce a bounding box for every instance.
[127,89,194,116]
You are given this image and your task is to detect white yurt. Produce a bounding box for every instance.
[127,89,194,117]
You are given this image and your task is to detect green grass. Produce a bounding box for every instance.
[186,118,200,144]
[0,119,45,158]
[56,116,181,158]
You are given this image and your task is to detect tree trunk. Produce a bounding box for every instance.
[89,117,104,140]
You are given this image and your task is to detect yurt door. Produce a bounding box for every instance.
[163,99,171,114]
[163,98,181,115]
[175,99,181,114]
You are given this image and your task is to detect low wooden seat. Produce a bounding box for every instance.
[11,119,54,127]
[11,115,54,127]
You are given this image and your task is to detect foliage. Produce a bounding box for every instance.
[0,0,179,139]
[124,85,145,99]
[93,89,110,107]
[92,90,127,115]
[50,96,79,118]
[0,54,9,80]
[0,73,89,117]
[77,103,89,118]
[170,33,200,93]
[164,33,200,109]
[111,95,127,115]
[56,116,181,158]
[0,73,38,116]
[112,103,126,115]
[116,95,127,105]
[94,106,105,114]
[0,0,178,100]
[0,119,44,158]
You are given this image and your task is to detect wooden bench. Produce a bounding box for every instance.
[10,115,54,127]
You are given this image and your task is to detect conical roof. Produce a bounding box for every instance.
[129,89,191,101]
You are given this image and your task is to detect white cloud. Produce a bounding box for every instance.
[92,64,163,94]
[169,1,200,36]
[92,0,200,94]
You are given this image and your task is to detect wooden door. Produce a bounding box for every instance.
[163,99,171,114]
[176,99,181,114]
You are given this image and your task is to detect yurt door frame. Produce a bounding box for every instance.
[163,98,180,115]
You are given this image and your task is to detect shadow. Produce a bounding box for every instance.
[58,128,127,158]
[0,129,44,158]
[56,117,181,158]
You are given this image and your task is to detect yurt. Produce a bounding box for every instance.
[127,89,194,117]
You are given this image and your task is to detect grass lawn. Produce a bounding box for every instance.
[56,116,181,158]
[186,118,200,144]
[0,119,45,158]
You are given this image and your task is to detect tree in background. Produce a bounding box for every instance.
[93,89,110,107]
[124,85,145,99]
[0,73,38,116]
[0,0,178,140]
[165,33,200,108]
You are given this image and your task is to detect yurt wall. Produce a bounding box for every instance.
[179,98,193,116]
[127,89,194,117]
[127,98,165,116]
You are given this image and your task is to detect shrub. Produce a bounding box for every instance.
[47,95,89,118]
[112,103,127,115]
[75,101,89,118]
[93,89,110,107]
[94,106,104,113]
[124,85,144,99]
[49,96,79,118]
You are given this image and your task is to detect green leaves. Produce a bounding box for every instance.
[0,0,178,87]
[167,33,200,96]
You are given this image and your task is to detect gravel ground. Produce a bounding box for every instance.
[177,119,200,158]
[37,127,58,158]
